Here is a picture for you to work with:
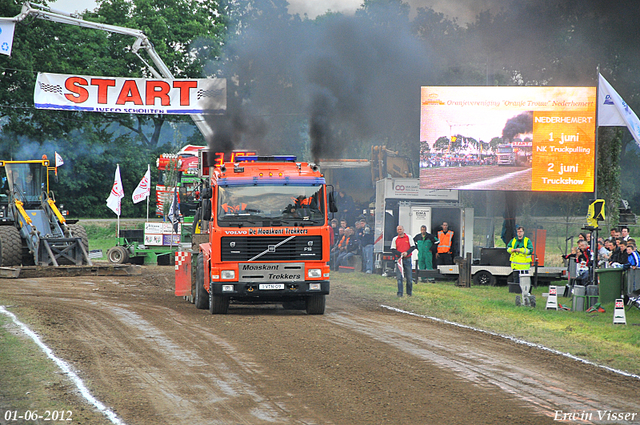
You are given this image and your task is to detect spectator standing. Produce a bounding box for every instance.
[507,226,533,284]
[330,218,339,246]
[356,219,374,273]
[610,238,628,267]
[391,225,416,297]
[436,222,455,266]
[414,225,436,282]
[621,226,631,241]
[336,191,356,226]
[624,243,640,270]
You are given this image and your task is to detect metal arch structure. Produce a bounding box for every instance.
[3,2,219,141]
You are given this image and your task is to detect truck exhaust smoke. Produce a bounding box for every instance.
[502,111,533,141]
[203,1,433,162]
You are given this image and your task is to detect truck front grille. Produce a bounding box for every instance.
[220,235,323,262]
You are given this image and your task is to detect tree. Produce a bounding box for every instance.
[0,0,226,217]
[597,127,622,227]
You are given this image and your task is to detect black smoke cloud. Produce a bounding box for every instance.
[205,1,434,163]
[502,111,533,141]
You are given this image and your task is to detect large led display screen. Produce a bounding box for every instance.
[420,86,596,192]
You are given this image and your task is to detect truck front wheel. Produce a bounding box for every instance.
[194,254,208,309]
[306,294,326,315]
[209,293,229,314]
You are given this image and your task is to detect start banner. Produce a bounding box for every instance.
[34,72,226,115]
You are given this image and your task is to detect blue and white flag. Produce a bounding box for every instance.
[167,187,180,233]
[0,20,16,56]
[598,74,640,149]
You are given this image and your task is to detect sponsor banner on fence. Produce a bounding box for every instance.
[34,72,226,115]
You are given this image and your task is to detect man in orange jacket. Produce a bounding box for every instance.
[436,221,455,266]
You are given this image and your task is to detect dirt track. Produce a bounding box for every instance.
[420,165,532,190]
[1,267,638,425]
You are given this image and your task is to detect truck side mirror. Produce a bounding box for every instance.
[328,190,338,213]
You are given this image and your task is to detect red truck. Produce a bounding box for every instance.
[175,154,336,314]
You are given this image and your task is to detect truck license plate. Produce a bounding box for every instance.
[259,283,285,290]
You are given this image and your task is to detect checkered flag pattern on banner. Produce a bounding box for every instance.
[39,81,63,95]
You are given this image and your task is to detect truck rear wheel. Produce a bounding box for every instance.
[209,292,229,314]
[194,254,209,309]
[306,294,326,315]
[0,226,22,267]
[107,246,129,264]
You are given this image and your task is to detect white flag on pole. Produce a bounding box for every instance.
[55,151,64,167]
[598,74,640,148]
[132,165,151,204]
[397,257,404,278]
[0,20,16,56]
[106,164,124,216]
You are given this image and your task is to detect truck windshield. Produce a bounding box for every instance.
[497,147,513,154]
[4,163,45,203]
[218,185,325,226]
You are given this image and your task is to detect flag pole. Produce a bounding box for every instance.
[594,66,600,201]
[146,164,150,222]
[117,163,120,241]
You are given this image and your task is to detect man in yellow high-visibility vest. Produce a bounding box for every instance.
[507,226,534,306]
[507,226,533,273]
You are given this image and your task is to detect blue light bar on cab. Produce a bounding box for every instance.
[217,176,325,186]
[235,155,297,163]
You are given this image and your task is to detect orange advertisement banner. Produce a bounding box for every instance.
[531,111,595,192]
[419,86,596,192]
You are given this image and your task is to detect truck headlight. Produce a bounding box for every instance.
[309,283,321,291]
[221,270,235,280]
[222,284,234,292]
[307,268,322,278]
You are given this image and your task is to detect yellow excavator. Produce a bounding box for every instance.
[0,156,90,267]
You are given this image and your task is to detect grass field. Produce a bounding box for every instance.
[335,272,640,376]
[84,221,144,260]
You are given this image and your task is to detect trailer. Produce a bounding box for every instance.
[372,178,565,284]
[436,263,566,286]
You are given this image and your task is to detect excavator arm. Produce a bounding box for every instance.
[5,2,218,141]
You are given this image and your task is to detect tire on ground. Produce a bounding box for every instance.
[68,223,90,264]
[209,292,229,314]
[472,270,496,286]
[306,294,326,315]
[194,253,209,309]
[107,246,129,264]
[0,226,22,267]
